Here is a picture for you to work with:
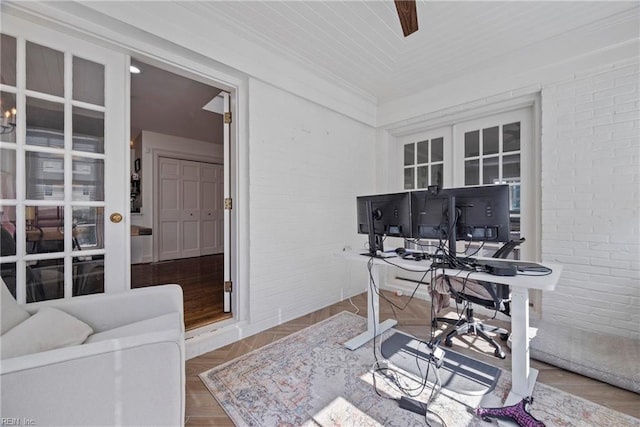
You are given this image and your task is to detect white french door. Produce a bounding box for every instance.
[392,107,536,287]
[452,107,535,259]
[0,15,128,303]
[399,127,452,190]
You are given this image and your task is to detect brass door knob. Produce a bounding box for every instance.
[110,212,123,223]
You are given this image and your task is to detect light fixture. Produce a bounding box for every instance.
[129,65,141,74]
[1,108,16,134]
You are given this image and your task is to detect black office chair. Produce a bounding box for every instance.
[432,237,526,359]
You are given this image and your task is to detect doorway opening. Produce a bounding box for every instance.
[128,59,231,330]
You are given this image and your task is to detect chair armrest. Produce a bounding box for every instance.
[1,327,183,374]
[1,328,182,374]
[22,284,184,333]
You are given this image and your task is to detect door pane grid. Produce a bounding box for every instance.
[404,137,445,190]
[1,32,107,302]
[462,121,522,238]
[464,123,522,185]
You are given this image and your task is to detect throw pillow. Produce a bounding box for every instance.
[1,277,30,335]
[1,306,93,359]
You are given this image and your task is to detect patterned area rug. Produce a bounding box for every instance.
[200,311,639,426]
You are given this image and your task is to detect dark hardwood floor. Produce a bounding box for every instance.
[131,255,231,330]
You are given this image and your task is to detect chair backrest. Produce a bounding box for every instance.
[1,225,46,302]
[493,237,526,259]
[1,226,18,298]
[484,237,527,309]
[1,225,16,256]
[446,237,526,313]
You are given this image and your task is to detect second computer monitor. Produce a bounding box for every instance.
[410,191,452,241]
[447,184,511,243]
[411,184,511,244]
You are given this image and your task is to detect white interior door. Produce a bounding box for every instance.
[200,162,224,255]
[158,157,181,261]
[180,160,201,258]
[0,15,128,303]
[159,157,223,261]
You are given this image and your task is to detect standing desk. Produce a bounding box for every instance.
[340,250,562,405]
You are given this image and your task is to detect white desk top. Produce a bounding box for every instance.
[338,250,562,292]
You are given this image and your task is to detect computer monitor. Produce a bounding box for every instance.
[356,192,411,255]
[411,184,511,250]
[410,191,453,241]
[446,184,511,243]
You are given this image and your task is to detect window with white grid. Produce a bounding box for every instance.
[397,108,535,250]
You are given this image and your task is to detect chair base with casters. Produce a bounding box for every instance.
[433,307,509,359]
[431,237,525,360]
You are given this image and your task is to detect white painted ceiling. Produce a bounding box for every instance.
[125,1,638,141]
[187,1,638,104]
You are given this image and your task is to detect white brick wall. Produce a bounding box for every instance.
[247,79,376,327]
[541,61,640,339]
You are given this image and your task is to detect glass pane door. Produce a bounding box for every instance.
[454,107,534,260]
[0,15,128,303]
[400,128,449,190]
[462,121,523,240]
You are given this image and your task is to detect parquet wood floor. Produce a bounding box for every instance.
[185,291,640,425]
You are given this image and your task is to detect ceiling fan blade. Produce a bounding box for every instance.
[394,0,419,37]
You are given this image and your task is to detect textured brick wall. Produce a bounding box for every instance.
[540,60,640,339]
[247,79,376,326]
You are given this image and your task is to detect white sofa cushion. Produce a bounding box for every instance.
[85,312,181,343]
[1,307,93,359]
[1,277,30,335]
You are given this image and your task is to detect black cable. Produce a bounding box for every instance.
[366,250,454,427]
[366,256,445,415]
[368,258,436,312]
[461,238,486,257]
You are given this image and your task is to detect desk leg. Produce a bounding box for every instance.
[344,262,397,350]
[505,286,538,405]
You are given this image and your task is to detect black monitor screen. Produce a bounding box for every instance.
[356,192,411,238]
[447,184,511,243]
[411,191,452,240]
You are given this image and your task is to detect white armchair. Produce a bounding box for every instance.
[1,283,185,427]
